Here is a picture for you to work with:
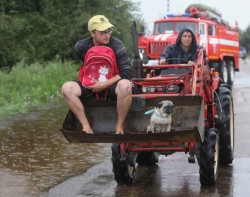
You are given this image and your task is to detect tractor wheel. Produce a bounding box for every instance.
[226,61,235,86]
[136,152,159,166]
[111,144,136,184]
[215,86,235,165]
[219,61,228,84]
[198,128,219,186]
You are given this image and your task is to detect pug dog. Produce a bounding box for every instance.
[147,100,174,133]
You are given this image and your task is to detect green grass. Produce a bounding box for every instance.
[0,60,79,118]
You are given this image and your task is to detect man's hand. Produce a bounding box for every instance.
[187,61,195,66]
[159,59,167,65]
[88,80,107,92]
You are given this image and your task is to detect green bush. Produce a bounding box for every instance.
[0,60,79,117]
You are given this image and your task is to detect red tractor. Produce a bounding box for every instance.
[61,21,234,186]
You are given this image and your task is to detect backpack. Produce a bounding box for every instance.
[78,46,119,86]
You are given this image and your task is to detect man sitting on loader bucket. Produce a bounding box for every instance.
[61,15,132,134]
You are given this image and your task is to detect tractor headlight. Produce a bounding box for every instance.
[142,86,155,93]
[142,85,180,93]
[142,86,166,93]
[166,85,179,92]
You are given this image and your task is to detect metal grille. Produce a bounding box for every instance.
[149,42,170,57]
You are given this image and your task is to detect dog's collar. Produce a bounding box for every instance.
[144,109,154,115]
[153,110,166,118]
[145,109,166,118]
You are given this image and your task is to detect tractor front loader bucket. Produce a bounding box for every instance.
[61,95,204,143]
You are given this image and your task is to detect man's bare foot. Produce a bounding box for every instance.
[81,126,93,134]
[81,130,93,134]
[115,125,124,134]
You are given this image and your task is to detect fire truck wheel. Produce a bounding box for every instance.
[198,128,219,186]
[226,60,235,86]
[136,152,159,166]
[215,86,234,165]
[111,143,136,184]
[219,61,228,84]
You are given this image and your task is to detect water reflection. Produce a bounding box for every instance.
[0,101,111,197]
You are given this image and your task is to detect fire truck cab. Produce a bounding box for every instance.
[138,4,240,85]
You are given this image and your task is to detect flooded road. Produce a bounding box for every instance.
[1,59,250,197]
[0,103,111,197]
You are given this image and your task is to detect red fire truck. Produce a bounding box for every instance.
[138,4,240,85]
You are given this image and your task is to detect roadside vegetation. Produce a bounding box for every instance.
[0,60,78,118]
[239,27,250,57]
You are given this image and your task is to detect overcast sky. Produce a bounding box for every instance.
[132,0,250,32]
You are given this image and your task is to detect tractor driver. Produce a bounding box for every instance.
[159,27,199,66]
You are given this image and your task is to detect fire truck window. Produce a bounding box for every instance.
[208,25,216,36]
[208,26,212,35]
[154,22,174,34]
[200,24,205,35]
[176,22,198,34]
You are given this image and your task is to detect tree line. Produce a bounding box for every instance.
[0,0,141,69]
[239,27,250,51]
[0,0,249,70]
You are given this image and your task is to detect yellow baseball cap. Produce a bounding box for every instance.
[88,15,114,31]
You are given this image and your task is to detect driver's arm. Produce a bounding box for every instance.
[159,44,174,65]
[159,58,168,65]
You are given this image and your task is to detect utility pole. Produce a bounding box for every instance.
[167,0,170,12]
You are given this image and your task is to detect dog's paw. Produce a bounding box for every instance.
[147,125,154,133]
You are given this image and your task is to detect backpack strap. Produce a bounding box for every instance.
[95,89,109,101]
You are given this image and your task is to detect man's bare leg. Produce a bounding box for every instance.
[61,81,93,133]
[115,79,132,133]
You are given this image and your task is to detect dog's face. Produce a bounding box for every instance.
[156,100,175,116]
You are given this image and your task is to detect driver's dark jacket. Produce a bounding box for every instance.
[159,28,199,64]
[75,36,132,80]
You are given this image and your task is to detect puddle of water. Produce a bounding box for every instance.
[0,101,111,197]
